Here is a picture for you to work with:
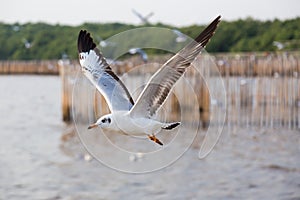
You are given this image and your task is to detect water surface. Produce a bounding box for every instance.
[0,75,299,199]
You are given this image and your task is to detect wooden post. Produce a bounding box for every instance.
[199,79,210,129]
[59,62,71,122]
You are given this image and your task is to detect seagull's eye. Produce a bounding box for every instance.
[101,118,106,123]
[108,118,111,123]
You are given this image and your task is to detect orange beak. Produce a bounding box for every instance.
[87,123,98,129]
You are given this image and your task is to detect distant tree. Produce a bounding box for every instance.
[0,17,299,60]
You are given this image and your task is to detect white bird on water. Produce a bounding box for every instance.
[77,16,221,145]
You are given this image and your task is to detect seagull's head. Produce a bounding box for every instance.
[88,114,112,130]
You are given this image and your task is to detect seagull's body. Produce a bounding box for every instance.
[77,16,221,145]
[95,111,174,136]
[109,111,161,135]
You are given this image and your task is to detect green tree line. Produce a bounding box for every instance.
[0,17,299,60]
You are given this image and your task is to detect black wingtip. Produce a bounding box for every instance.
[77,30,97,53]
[194,15,221,47]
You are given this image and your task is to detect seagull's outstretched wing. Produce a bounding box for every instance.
[129,16,221,118]
[78,30,134,112]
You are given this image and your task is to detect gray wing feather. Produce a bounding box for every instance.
[96,71,134,111]
[129,16,221,118]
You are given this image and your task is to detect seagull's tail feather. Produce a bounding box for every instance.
[162,122,181,130]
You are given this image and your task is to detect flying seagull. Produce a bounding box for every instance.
[77,15,221,145]
[128,47,148,63]
[22,38,33,49]
[96,35,116,48]
[132,9,154,24]
[273,41,285,50]
[172,29,187,43]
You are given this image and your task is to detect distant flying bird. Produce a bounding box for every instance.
[12,25,20,32]
[77,16,221,145]
[61,52,69,60]
[273,41,285,50]
[128,48,148,63]
[96,35,116,48]
[22,38,32,49]
[132,9,154,24]
[172,29,187,43]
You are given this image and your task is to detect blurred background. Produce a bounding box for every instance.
[0,0,299,199]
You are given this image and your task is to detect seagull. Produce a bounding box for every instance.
[12,25,20,32]
[77,16,221,145]
[172,29,187,43]
[22,38,32,49]
[273,41,285,50]
[96,35,116,48]
[128,47,148,63]
[132,9,154,24]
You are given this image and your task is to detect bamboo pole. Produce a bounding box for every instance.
[0,60,59,75]
[52,51,300,129]
[59,63,71,122]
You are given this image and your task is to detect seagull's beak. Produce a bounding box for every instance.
[87,123,98,129]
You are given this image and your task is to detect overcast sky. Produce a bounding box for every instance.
[1,0,299,26]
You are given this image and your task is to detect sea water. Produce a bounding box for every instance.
[0,75,299,199]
